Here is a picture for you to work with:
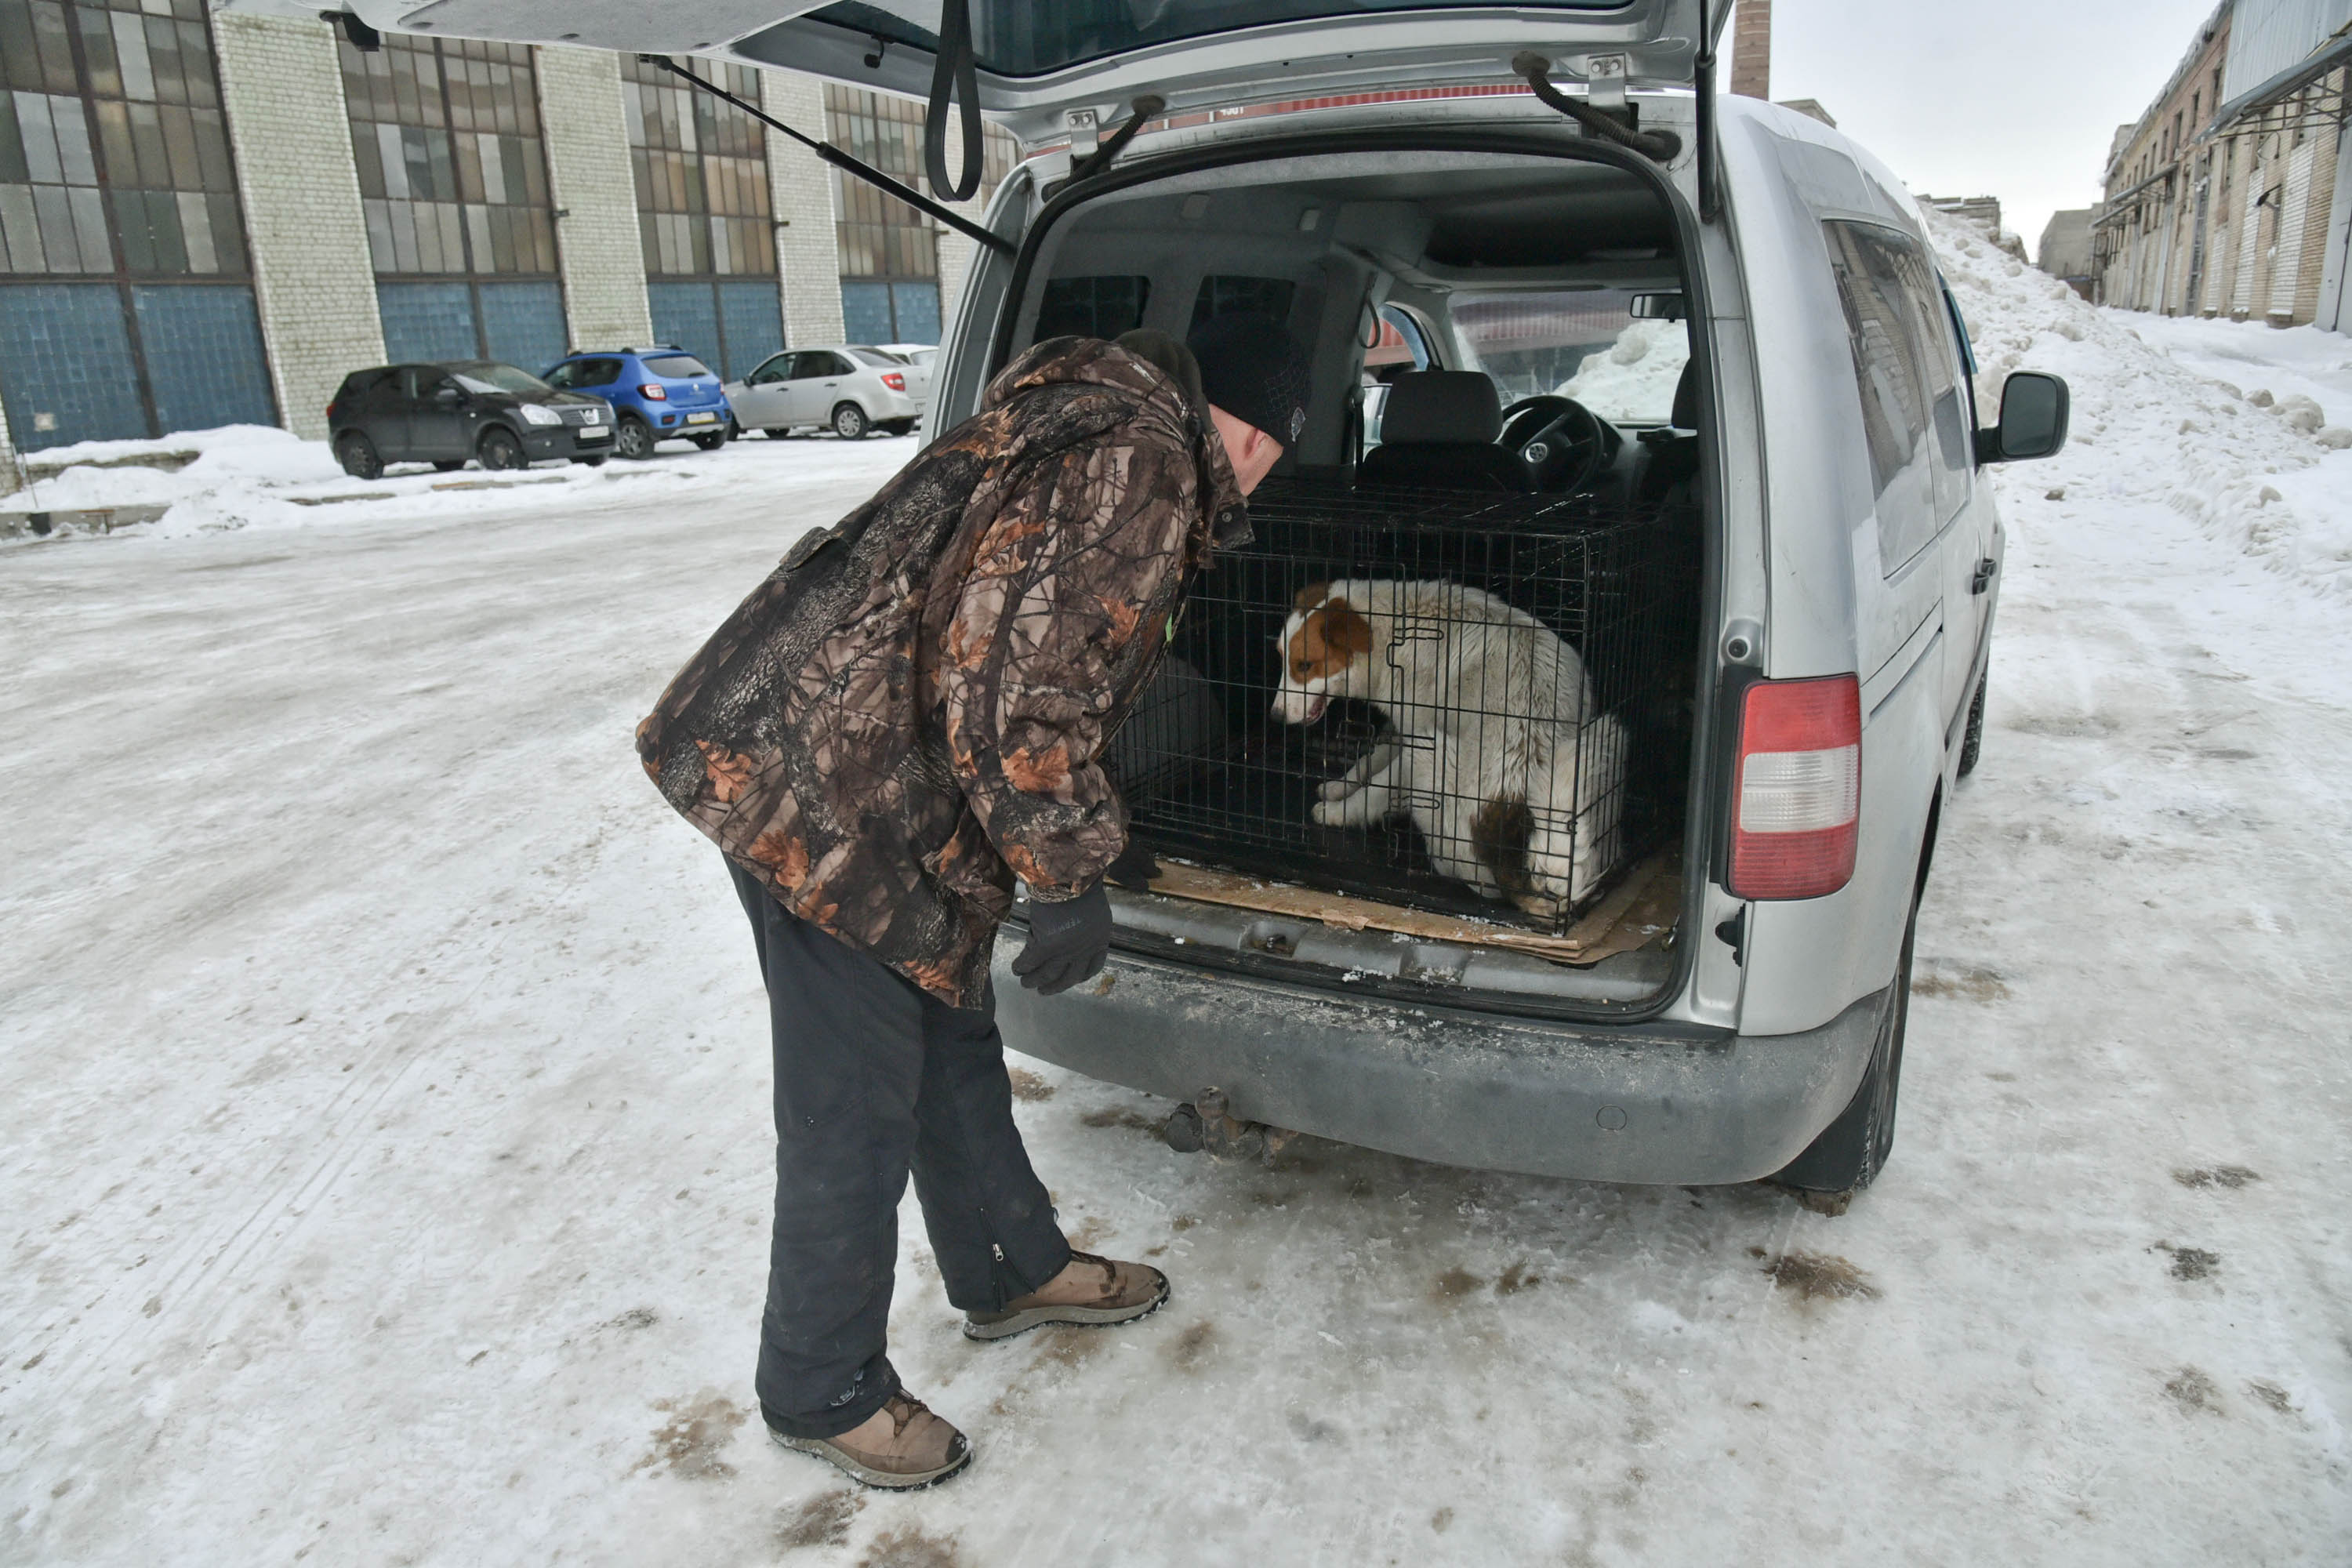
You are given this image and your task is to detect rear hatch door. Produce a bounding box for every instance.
[317,2,1722,143]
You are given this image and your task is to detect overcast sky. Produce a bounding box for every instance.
[1733,0,2227,259]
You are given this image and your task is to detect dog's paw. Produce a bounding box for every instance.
[1319,777,1357,803]
[1310,797,1340,826]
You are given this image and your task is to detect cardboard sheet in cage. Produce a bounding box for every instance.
[1148,851,1679,967]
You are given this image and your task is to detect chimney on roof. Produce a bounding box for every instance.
[1730,0,1772,100]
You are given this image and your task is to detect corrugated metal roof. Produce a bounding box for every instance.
[2223,0,2352,100]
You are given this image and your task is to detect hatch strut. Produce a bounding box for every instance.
[1512,53,1684,163]
[1069,95,1167,185]
[638,54,1014,257]
[1693,0,1719,222]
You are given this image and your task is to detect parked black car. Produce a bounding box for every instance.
[327,361,615,479]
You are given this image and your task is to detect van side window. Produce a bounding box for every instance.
[1822,221,1971,572]
[1035,276,1152,339]
[1192,274,1294,327]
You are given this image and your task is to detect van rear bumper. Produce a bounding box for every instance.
[991,939,1886,1186]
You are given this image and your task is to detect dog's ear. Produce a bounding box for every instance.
[1290,597,1373,679]
[1319,598,1373,661]
[1294,580,1331,611]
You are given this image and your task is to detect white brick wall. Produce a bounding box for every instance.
[761,71,845,347]
[537,49,652,350]
[213,13,384,441]
[932,114,983,343]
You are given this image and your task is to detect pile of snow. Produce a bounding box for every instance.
[1922,205,2352,599]
[1556,318,1691,423]
[7,423,911,543]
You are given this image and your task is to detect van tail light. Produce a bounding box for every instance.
[640,383,666,399]
[1729,675,1861,899]
[880,372,906,391]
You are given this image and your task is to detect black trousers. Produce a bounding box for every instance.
[729,862,1071,1438]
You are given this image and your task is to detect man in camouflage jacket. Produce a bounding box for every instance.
[636,317,1309,1489]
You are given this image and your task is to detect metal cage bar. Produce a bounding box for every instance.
[1111,477,1702,932]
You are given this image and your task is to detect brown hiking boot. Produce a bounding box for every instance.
[962,1249,1170,1341]
[770,1392,971,1490]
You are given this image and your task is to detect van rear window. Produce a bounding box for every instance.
[1035,276,1151,340]
[642,354,712,378]
[1192,275,1294,328]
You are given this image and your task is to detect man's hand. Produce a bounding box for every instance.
[1012,885,1111,995]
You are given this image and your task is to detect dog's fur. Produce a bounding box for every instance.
[1272,579,1626,914]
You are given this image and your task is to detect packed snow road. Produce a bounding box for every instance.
[6,324,2352,1562]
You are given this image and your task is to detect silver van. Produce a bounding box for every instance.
[336,1,2067,1208]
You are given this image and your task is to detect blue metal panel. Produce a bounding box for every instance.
[647,280,721,369]
[840,278,893,344]
[0,281,146,450]
[477,280,565,372]
[133,285,276,434]
[888,280,940,345]
[377,281,478,363]
[717,278,783,379]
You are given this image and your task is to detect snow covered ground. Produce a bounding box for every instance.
[7,261,2352,1564]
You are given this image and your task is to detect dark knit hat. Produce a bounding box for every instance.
[1186,311,1312,447]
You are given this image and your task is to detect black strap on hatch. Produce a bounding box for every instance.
[638,53,1012,256]
[924,0,983,201]
[1512,52,1684,164]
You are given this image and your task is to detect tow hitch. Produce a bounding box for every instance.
[1163,1087,1298,1162]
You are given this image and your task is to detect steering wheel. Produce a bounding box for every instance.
[1499,394,1611,493]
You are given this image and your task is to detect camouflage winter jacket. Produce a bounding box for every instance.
[636,336,1248,1007]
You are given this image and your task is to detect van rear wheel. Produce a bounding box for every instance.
[1771,894,1915,1210]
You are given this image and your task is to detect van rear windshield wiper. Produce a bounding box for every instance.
[637,53,1014,257]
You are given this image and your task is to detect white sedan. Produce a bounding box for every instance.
[723,345,924,441]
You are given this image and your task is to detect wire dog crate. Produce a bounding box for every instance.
[1109,477,1701,931]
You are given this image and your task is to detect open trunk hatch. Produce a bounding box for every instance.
[299,2,1723,143]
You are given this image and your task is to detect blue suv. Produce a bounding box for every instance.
[541,347,735,459]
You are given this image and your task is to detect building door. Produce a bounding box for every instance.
[0,0,275,451]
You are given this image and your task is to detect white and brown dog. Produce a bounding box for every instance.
[1272,579,1626,915]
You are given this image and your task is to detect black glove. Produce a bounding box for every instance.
[1104,837,1160,892]
[1012,884,1111,996]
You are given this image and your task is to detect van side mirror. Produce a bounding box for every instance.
[1974,370,2068,463]
[433,384,463,405]
[1628,292,1687,321]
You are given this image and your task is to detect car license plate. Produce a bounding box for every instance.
[686,412,718,424]
[578,426,612,441]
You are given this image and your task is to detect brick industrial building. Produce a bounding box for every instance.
[2094,0,2350,330]
[0,2,1013,478]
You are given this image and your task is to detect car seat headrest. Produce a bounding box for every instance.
[1671,358,1698,432]
[1378,372,1501,445]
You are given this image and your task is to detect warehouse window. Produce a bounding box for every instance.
[824,85,1015,345]
[339,31,564,371]
[0,0,272,448]
[622,56,779,379]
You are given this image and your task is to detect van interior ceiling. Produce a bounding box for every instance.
[1023,151,1705,1004]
